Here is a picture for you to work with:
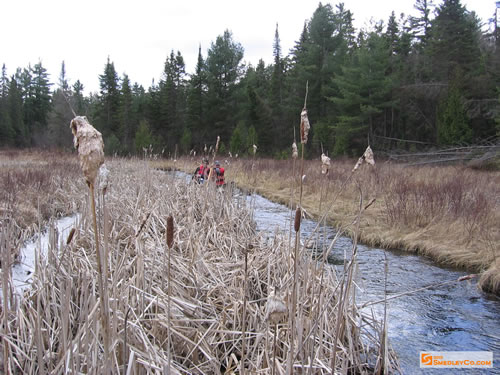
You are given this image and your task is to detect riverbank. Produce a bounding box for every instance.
[159,156,500,295]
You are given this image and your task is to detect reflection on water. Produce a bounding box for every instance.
[248,193,500,374]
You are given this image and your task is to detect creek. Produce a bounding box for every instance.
[249,192,499,374]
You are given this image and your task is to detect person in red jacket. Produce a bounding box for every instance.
[212,160,225,187]
[192,158,208,183]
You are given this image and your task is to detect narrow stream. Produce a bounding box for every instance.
[11,215,79,293]
[249,193,499,374]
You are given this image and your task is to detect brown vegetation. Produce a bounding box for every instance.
[0,152,395,373]
[164,156,500,295]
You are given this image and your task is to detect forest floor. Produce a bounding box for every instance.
[157,155,500,295]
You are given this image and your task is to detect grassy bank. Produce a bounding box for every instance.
[161,156,500,295]
[0,151,394,373]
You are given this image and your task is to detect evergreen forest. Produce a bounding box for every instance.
[1,0,499,158]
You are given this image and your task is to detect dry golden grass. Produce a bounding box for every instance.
[157,156,500,295]
[0,152,396,373]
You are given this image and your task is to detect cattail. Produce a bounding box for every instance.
[292,142,298,159]
[265,290,287,324]
[99,164,110,195]
[321,153,330,175]
[364,146,375,166]
[294,207,301,232]
[352,145,376,172]
[66,228,76,245]
[166,215,174,249]
[300,108,310,144]
[70,116,104,185]
[215,136,220,154]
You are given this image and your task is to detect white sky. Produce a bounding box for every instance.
[1,0,495,94]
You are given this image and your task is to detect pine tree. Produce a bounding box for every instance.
[8,75,26,146]
[97,57,121,138]
[0,64,14,145]
[119,74,134,152]
[205,30,244,143]
[428,0,482,82]
[186,45,207,146]
[437,83,472,144]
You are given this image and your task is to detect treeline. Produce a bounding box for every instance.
[0,0,499,157]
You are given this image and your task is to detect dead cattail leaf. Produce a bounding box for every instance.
[265,290,287,324]
[166,215,174,249]
[294,207,301,232]
[300,109,310,144]
[458,274,477,282]
[135,212,151,237]
[292,142,298,159]
[321,153,330,175]
[70,116,104,185]
[66,228,76,245]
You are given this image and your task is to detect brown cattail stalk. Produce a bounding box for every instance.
[70,116,110,372]
[166,215,174,373]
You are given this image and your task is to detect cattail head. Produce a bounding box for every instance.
[215,136,220,154]
[364,146,375,166]
[294,207,301,232]
[352,145,376,172]
[265,289,287,324]
[300,108,310,144]
[70,116,104,185]
[66,228,76,245]
[321,153,330,175]
[166,215,174,249]
[99,164,110,195]
[292,142,298,159]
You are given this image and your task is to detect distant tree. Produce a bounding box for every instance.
[186,45,207,145]
[119,74,134,152]
[409,0,434,47]
[205,30,244,142]
[58,60,70,92]
[72,80,87,115]
[97,57,121,138]
[428,0,482,82]
[159,50,187,147]
[0,64,14,145]
[230,121,247,154]
[179,126,192,154]
[135,119,154,153]
[437,83,472,144]
[8,75,26,146]
[47,62,74,148]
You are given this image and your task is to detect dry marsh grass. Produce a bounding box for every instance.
[0,149,83,263]
[0,153,394,373]
[159,156,500,295]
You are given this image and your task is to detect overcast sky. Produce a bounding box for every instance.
[1,0,495,94]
